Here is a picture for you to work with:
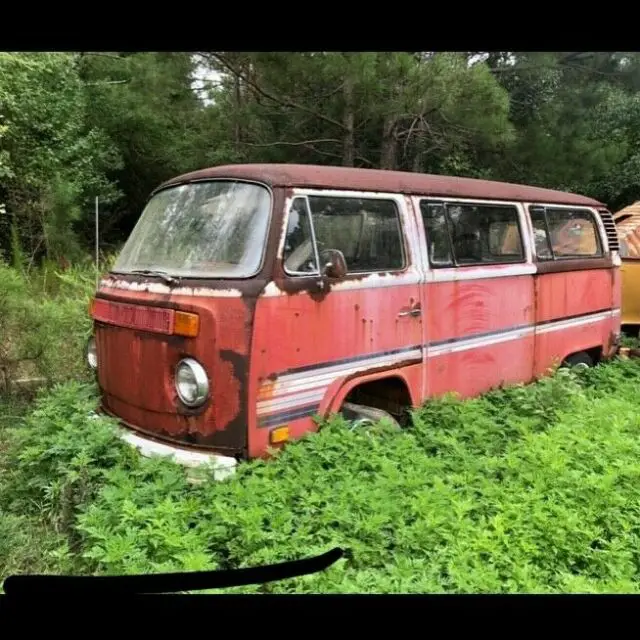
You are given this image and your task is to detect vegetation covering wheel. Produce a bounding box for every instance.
[562,352,594,370]
[341,402,402,433]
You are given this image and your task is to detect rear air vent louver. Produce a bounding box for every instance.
[598,209,620,252]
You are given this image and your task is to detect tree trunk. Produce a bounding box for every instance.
[234,74,242,154]
[412,150,423,173]
[380,115,397,170]
[342,67,355,167]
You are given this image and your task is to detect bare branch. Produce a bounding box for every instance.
[489,53,626,78]
[79,52,124,61]
[241,138,341,148]
[206,52,347,131]
[84,79,130,86]
[240,138,375,167]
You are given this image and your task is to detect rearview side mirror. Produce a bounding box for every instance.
[320,249,347,280]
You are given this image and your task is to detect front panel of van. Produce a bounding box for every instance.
[91,179,277,458]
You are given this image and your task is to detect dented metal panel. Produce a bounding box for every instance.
[249,188,425,457]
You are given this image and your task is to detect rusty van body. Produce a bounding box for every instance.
[88,164,621,475]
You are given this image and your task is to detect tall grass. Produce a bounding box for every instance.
[0,258,110,389]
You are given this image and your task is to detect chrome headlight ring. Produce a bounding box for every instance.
[175,357,209,407]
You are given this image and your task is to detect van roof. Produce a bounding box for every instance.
[158,163,603,207]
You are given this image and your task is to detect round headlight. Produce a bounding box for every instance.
[86,336,98,370]
[175,358,209,407]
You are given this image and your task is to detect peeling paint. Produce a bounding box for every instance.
[101,277,242,298]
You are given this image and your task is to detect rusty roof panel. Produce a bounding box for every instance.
[155,163,603,207]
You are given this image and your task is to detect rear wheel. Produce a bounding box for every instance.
[562,351,594,370]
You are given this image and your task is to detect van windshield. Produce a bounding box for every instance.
[112,180,272,279]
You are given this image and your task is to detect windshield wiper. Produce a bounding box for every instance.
[129,269,180,285]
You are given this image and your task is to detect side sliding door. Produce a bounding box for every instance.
[416,197,536,399]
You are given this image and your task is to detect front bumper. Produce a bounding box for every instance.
[119,429,238,481]
[89,410,238,480]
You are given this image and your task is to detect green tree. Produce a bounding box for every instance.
[0,52,121,264]
[202,52,515,176]
[78,52,213,245]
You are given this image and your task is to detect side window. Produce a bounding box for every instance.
[529,206,553,260]
[420,200,524,267]
[546,208,602,257]
[440,202,524,266]
[488,218,522,257]
[527,206,603,260]
[306,196,405,272]
[283,197,319,274]
[419,202,453,267]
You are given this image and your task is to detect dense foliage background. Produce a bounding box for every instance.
[2,52,640,264]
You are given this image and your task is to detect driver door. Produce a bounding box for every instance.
[253,190,425,420]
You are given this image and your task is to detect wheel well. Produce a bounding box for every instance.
[342,376,412,425]
[584,346,603,364]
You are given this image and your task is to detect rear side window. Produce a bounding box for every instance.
[420,200,524,267]
[282,195,406,275]
[529,206,602,260]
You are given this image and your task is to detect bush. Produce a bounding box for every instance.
[3,359,640,593]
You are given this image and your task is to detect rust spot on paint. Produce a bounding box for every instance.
[341,358,421,387]
[217,349,248,447]
[259,378,277,402]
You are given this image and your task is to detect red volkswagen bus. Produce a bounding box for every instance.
[88,164,621,477]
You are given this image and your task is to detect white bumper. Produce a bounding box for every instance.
[119,428,237,481]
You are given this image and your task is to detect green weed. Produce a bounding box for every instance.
[3,358,640,593]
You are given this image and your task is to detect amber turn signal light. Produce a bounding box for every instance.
[173,311,200,337]
[269,426,290,444]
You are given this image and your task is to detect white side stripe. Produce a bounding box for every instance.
[428,326,535,358]
[270,349,423,387]
[257,348,422,414]
[426,264,537,283]
[258,389,327,414]
[536,310,614,335]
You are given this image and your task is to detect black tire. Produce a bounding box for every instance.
[562,351,594,369]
